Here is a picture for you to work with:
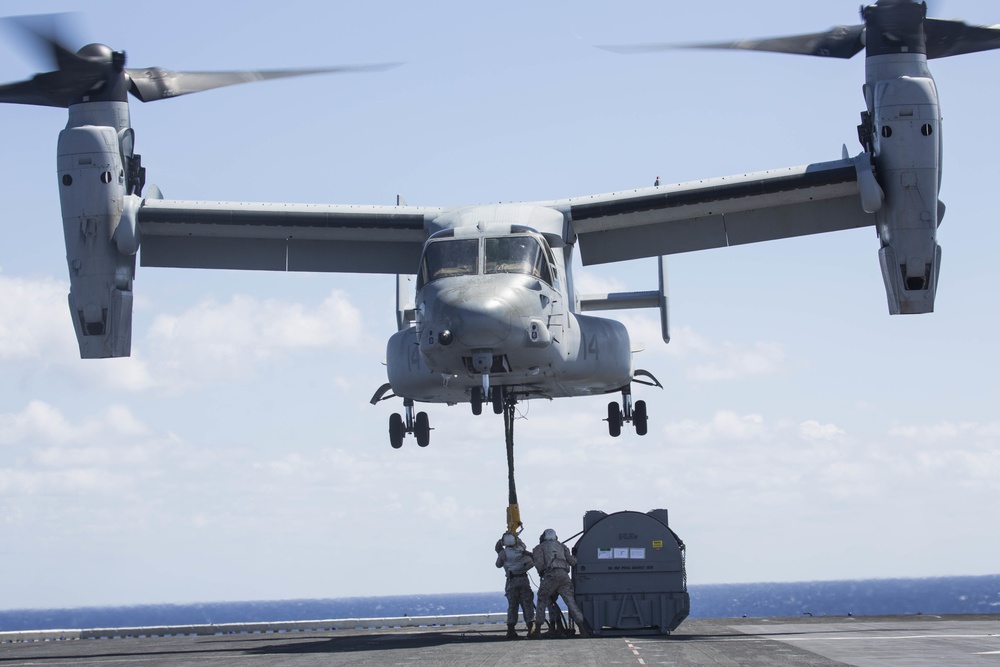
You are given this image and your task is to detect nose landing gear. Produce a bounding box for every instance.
[470,377,506,416]
[388,399,431,449]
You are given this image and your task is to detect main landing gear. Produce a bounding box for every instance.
[388,399,431,449]
[370,384,432,449]
[607,386,647,437]
[606,370,663,438]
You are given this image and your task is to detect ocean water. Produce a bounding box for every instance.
[1,575,997,633]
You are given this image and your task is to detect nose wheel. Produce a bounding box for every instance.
[606,386,649,437]
[389,399,431,448]
[470,384,506,416]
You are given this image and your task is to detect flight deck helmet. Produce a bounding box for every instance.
[541,528,558,542]
[501,533,516,547]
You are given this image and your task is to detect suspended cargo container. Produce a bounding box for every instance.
[572,509,689,635]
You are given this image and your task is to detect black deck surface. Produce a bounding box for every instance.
[2,614,998,666]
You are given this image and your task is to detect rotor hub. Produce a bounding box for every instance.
[77,43,126,72]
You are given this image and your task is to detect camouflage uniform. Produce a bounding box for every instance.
[495,535,535,634]
[532,530,589,636]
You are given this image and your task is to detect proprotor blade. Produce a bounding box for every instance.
[601,25,866,59]
[3,13,80,73]
[1,12,401,108]
[125,63,400,103]
[924,18,1000,58]
[0,14,114,107]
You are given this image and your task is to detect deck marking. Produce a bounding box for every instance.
[626,639,646,665]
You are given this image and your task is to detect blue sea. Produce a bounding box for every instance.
[1,575,998,633]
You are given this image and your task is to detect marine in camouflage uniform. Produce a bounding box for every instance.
[531,528,592,638]
[495,532,535,638]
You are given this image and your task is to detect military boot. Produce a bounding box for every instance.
[505,623,518,639]
[527,621,540,639]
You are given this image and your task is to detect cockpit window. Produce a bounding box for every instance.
[484,236,552,284]
[418,238,479,288]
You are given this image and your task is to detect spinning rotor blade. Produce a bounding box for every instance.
[924,18,1000,58]
[602,25,866,59]
[1,12,400,108]
[0,14,116,107]
[3,13,81,73]
[125,63,399,103]
[0,71,96,107]
[603,1,1000,62]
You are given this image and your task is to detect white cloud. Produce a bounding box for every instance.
[604,316,787,383]
[799,420,846,441]
[143,289,365,390]
[662,410,770,446]
[880,421,1000,487]
[0,400,77,446]
[0,274,76,360]
[686,340,786,382]
[572,268,629,297]
[0,402,168,502]
[661,325,715,357]
[888,421,1000,442]
[148,291,362,353]
[0,401,169,487]
[86,356,158,392]
[0,400,150,447]
[0,272,369,395]
[0,467,135,496]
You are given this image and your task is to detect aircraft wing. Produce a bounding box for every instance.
[543,155,881,265]
[136,155,879,273]
[137,200,445,274]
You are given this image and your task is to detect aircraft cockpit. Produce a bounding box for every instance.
[417,229,555,289]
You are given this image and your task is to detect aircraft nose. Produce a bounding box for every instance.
[460,297,514,346]
[432,289,515,347]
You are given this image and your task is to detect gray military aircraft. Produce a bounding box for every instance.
[2,1,998,448]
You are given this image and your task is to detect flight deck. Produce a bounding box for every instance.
[2,613,998,666]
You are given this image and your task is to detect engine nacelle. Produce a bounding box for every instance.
[57,122,136,358]
[870,73,942,315]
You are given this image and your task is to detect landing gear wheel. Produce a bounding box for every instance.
[607,401,622,438]
[491,386,504,415]
[471,387,483,416]
[634,400,648,436]
[415,411,431,447]
[389,413,404,449]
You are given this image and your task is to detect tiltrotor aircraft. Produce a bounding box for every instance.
[3,2,998,448]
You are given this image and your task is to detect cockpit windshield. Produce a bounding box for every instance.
[418,234,553,289]
[419,238,478,287]
[485,236,552,283]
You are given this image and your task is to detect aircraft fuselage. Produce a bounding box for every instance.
[385,210,634,405]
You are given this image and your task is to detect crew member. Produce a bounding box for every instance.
[531,528,592,638]
[495,532,536,639]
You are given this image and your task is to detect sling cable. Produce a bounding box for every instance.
[504,395,523,536]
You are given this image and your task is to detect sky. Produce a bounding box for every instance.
[1,1,998,611]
